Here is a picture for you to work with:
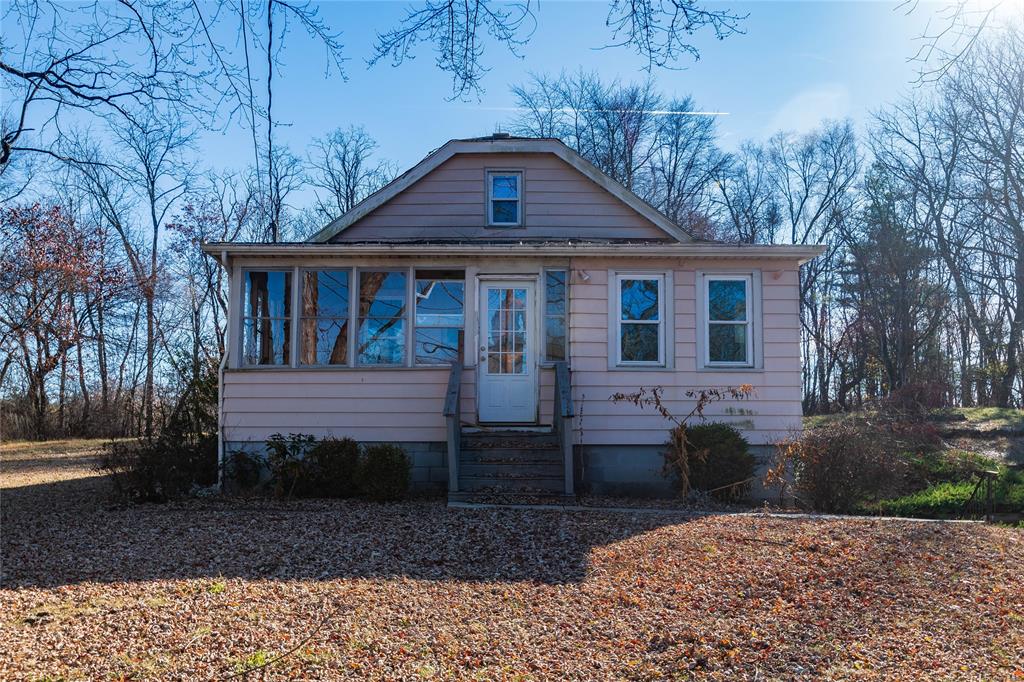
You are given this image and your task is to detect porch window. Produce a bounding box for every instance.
[487,171,521,226]
[616,274,664,365]
[414,270,464,365]
[242,270,292,366]
[300,270,350,366]
[543,269,567,361]
[704,275,752,366]
[357,270,407,365]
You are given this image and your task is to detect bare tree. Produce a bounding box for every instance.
[716,143,782,244]
[306,126,396,221]
[371,1,745,97]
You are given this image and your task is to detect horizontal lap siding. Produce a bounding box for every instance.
[222,368,472,442]
[568,258,803,446]
[335,153,668,242]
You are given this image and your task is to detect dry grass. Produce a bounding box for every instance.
[1,441,1023,680]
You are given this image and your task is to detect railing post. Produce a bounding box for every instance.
[443,364,462,494]
[554,362,574,496]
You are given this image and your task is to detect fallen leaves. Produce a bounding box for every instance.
[1,443,1023,680]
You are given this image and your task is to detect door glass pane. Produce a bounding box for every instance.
[708,280,747,321]
[708,323,747,363]
[620,279,659,321]
[486,286,528,375]
[620,323,659,363]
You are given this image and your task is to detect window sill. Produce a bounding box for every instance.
[227,365,450,372]
[696,365,763,373]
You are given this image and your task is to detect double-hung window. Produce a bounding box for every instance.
[300,270,350,366]
[704,274,753,366]
[543,269,568,361]
[487,171,522,226]
[242,270,292,366]
[414,270,464,365]
[616,274,664,365]
[357,270,407,365]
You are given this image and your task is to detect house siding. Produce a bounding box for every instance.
[332,153,671,242]
[220,257,803,450]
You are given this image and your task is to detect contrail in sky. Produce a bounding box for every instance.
[472,106,730,116]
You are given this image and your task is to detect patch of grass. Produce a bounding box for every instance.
[207,579,227,595]
[233,650,271,675]
[867,467,1024,519]
[932,407,1024,431]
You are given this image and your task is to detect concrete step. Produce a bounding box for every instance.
[448,491,578,505]
[460,430,558,450]
[459,448,562,464]
[459,462,563,478]
[457,474,565,493]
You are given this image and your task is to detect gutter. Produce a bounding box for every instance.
[201,242,826,264]
[216,249,230,491]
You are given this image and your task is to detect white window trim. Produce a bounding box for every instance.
[486,170,523,227]
[239,268,295,368]
[609,271,671,368]
[696,270,763,370]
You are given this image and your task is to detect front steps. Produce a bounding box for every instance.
[450,428,573,501]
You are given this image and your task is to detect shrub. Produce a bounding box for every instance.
[265,433,316,498]
[669,422,755,501]
[225,450,262,491]
[305,437,360,498]
[768,419,910,513]
[870,468,1024,518]
[99,435,218,503]
[357,443,411,501]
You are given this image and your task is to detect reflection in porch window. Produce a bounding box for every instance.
[544,270,567,361]
[357,271,407,365]
[243,271,291,365]
[414,270,464,365]
[300,270,349,365]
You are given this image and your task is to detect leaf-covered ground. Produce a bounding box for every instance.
[2,441,1022,680]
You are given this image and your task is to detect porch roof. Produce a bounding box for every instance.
[200,240,825,264]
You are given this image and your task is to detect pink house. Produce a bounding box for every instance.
[203,135,822,499]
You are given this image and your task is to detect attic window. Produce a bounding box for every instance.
[487,171,521,226]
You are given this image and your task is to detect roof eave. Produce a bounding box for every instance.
[201,241,826,264]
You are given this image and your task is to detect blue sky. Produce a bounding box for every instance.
[199,0,948,173]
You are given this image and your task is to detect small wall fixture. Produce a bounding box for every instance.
[574,269,591,282]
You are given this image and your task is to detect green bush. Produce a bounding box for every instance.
[99,435,218,503]
[265,433,316,498]
[357,443,411,501]
[680,422,755,501]
[225,450,262,491]
[870,468,1024,519]
[305,437,360,498]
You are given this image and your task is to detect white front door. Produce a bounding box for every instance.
[478,280,537,423]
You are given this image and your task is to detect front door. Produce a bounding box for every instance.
[478,281,537,423]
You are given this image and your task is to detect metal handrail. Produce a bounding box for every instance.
[553,361,574,495]
[444,363,462,493]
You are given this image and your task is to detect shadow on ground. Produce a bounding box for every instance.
[1,472,695,589]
